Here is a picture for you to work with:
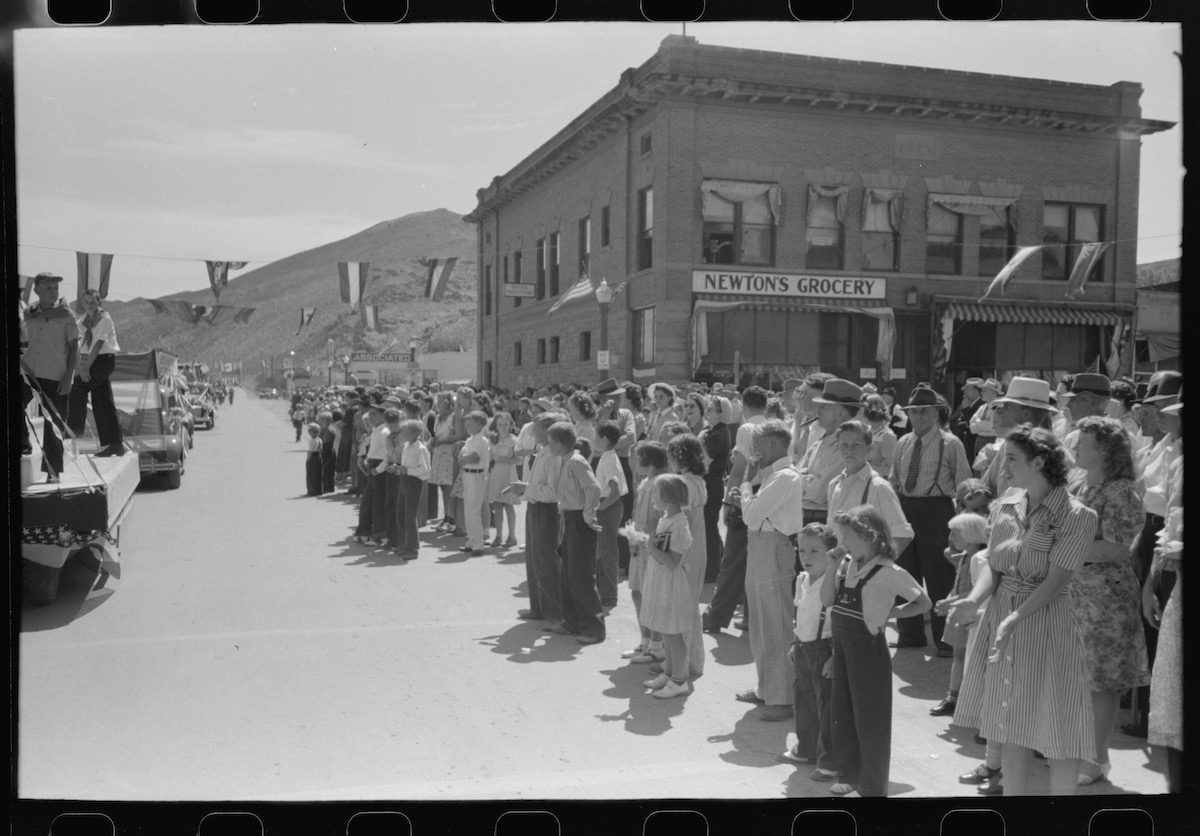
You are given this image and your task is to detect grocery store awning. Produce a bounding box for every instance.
[943,300,1126,327]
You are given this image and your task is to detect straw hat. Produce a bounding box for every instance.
[810,379,865,407]
[992,377,1058,413]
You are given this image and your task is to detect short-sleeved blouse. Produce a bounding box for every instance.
[1077,478,1144,547]
[985,486,1095,579]
[700,423,733,482]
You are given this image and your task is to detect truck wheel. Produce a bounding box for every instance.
[164,470,182,489]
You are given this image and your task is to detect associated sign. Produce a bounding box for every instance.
[352,352,413,363]
[692,270,886,300]
[504,283,536,298]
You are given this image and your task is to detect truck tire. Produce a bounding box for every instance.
[164,469,182,489]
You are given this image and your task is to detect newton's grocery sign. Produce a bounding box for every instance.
[693,270,886,300]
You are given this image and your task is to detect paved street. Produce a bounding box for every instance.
[18,394,1169,801]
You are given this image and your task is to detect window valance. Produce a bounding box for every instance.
[927,192,1018,217]
[863,188,904,233]
[701,180,781,224]
[806,184,850,227]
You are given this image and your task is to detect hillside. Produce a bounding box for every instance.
[105,208,477,379]
[1136,257,1179,290]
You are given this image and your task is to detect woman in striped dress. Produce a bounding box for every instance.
[949,424,1098,795]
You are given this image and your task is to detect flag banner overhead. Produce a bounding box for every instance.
[205,260,248,300]
[977,245,1042,302]
[75,252,114,308]
[296,306,316,335]
[361,304,379,331]
[547,273,595,314]
[423,256,458,301]
[148,299,255,325]
[338,261,370,311]
[1065,242,1111,299]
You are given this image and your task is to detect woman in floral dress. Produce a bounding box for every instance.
[949,424,1098,795]
[428,393,461,531]
[1068,416,1149,786]
[665,434,708,679]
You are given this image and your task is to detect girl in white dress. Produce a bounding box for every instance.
[640,474,695,699]
[486,411,520,547]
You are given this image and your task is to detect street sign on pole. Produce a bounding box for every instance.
[597,350,611,370]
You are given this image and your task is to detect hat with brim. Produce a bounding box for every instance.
[1142,371,1182,405]
[33,272,63,286]
[811,379,865,407]
[1068,373,1111,398]
[592,377,626,398]
[900,383,949,410]
[992,377,1059,413]
[532,398,555,412]
[382,395,404,408]
[963,377,985,389]
[1159,401,1182,416]
[648,382,676,401]
[861,382,878,394]
[781,378,804,394]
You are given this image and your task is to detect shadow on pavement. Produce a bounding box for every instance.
[595,664,685,736]
[707,632,754,667]
[891,645,950,704]
[511,582,529,599]
[710,710,792,768]
[476,623,580,664]
[20,555,115,632]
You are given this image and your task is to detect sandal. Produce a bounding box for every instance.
[1077,760,1111,786]
[829,782,856,795]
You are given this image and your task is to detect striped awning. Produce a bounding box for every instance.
[694,294,889,313]
[945,301,1124,327]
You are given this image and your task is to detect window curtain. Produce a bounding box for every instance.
[927,193,1018,222]
[806,184,850,227]
[860,307,896,379]
[702,180,781,224]
[862,188,904,233]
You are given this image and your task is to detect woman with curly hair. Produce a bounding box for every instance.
[682,392,707,435]
[949,424,1099,795]
[1068,416,1149,786]
[861,394,898,476]
[665,433,709,678]
[647,382,681,442]
[567,391,599,456]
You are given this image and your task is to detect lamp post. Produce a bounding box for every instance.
[594,278,613,378]
[342,353,352,385]
[327,338,335,387]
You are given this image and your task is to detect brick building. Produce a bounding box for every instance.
[466,36,1172,396]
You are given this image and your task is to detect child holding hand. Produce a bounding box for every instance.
[640,474,696,699]
[820,504,931,797]
[620,441,669,664]
[930,513,991,718]
[784,523,840,782]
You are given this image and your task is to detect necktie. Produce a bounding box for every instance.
[904,435,923,494]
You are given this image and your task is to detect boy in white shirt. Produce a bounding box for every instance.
[594,421,630,608]
[459,411,492,556]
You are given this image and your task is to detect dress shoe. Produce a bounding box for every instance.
[959,764,1001,785]
[735,689,764,705]
[575,634,604,645]
[935,644,955,658]
[630,649,665,664]
[643,673,669,689]
[977,779,1003,796]
[889,637,928,649]
[759,705,794,722]
[516,609,541,620]
[651,679,691,699]
[929,697,958,717]
[780,745,816,765]
[701,615,722,634]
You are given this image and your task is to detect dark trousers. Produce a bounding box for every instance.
[305,452,322,495]
[67,354,123,448]
[356,464,387,538]
[896,496,956,646]
[705,518,748,628]
[320,444,336,493]
[30,377,70,476]
[427,479,439,520]
[702,475,725,582]
[793,638,835,770]
[830,626,893,796]
[595,502,624,606]
[397,475,423,553]
[618,456,634,573]
[293,419,303,442]
[384,473,402,545]
[559,510,604,640]
[526,502,562,622]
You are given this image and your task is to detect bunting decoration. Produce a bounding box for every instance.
[338,261,370,311]
[421,256,458,301]
[148,299,255,325]
[361,304,379,332]
[1106,322,1130,379]
[297,307,316,335]
[1064,242,1111,299]
[977,245,1041,302]
[547,273,595,315]
[75,252,114,308]
[205,261,248,300]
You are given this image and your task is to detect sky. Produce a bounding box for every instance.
[14,21,1183,301]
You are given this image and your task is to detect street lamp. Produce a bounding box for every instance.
[594,278,613,378]
[342,353,352,385]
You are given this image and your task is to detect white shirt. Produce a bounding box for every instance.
[968,401,995,438]
[793,571,833,641]
[400,440,431,481]
[79,311,119,355]
[595,449,628,497]
[826,463,914,543]
[740,456,806,536]
[366,423,391,461]
[798,430,841,510]
[460,431,491,473]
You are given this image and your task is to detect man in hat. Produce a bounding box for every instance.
[797,379,863,527]
[789,372,834,464]
[967,378,1003,458]
[949,378,984,455]
[594,378,638,574]
[21,272,80,480]
[976,376,1059,498]
[888,384,971,653]
[1060,372,1114,490]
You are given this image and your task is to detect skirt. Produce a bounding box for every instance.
[1068,561,1151,693]
[429,444,456,486]
[640,555,697,635]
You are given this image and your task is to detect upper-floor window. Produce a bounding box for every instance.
[862,188,902,272]
[513,341,522,367]
[578,216,591,276]
[535,238,546,300]
[632,306,655,367]
[579,331,592,362]
[926,203,962,274]
[639,133,652,155]
[537,338,546,365]
[804,185,848,270]
[702,181,778,267]
[512,250,523,308]
[483,264,492,316]
[637,187,653,270]
[549,336,560,364]
[1042,202,1103,281]
[548,232,561,296]
[600,206,611,247]
[978,206,1015,277]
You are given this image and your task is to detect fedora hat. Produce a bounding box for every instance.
[980,378,1003,396]
[781,378,804,394]
[1142,371,1182,405]
[963,377,985,389]
[532,397,555,412]
[811,378,864,407]
[593,377,626,398]
[901,383,949,410]
[1159,400,1182,416]
[1067,373,1111,397]
[992,377,1059,413]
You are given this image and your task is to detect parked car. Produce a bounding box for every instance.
[188,384,217,430]
[256,387,279,399]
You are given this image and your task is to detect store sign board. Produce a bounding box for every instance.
[352,352,413,363]
[692,270,886,300]
[597,350,611,370]
[504,283,536,297]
